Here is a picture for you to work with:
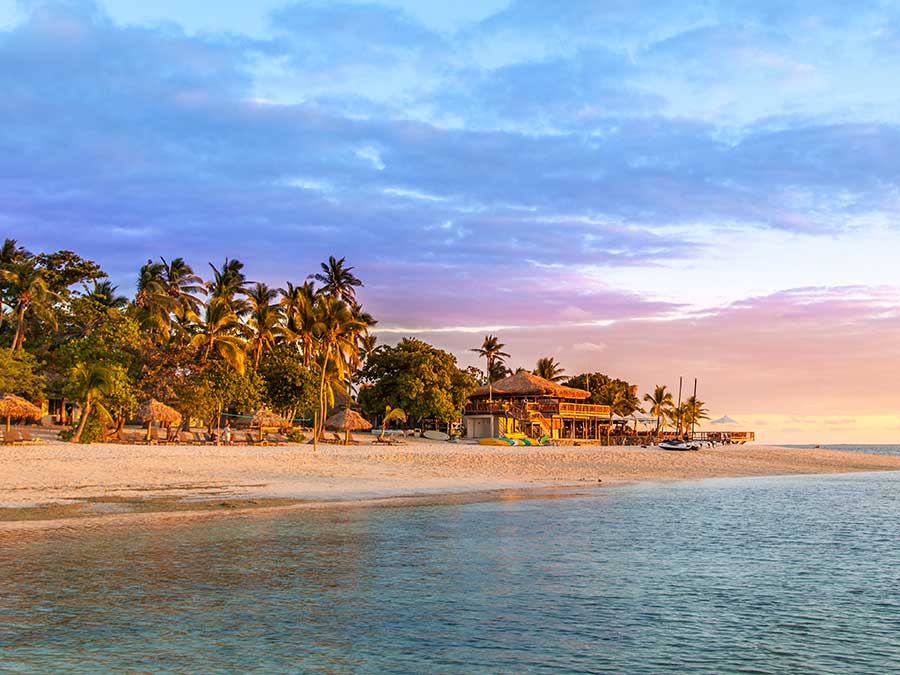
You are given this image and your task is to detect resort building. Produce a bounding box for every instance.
[463,371,612,441]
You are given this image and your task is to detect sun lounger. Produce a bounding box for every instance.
[3,430,22,445]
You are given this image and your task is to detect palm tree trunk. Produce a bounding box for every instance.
[316,347,330,449]
[11,304,26,352]
[71,395,92,443]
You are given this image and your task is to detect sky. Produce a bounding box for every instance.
[3,0,900,443]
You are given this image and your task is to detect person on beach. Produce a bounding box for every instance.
[222,423,232,445]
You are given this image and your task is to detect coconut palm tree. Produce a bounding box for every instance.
[69,361,114,443]
[246,282,281,368]
[679,396,710,434]
[279,281,318,367]
[312,296,365,443]
[190,297,246,373]
[380,406,407,439]
[534,357,566,382]
[643,385,675,437]
[1,260,60,351]
[135,259,174,333]
[596,386,633,444]
[471,335,509,401]
[86,281,129,311]
[161,257,204,319]
[207,258,249,316]
[312,256,363,304]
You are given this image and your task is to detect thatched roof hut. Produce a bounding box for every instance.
[0,394,42,432]
[135,399,181,424]
[471,371,590,400]
[325,408,373,431]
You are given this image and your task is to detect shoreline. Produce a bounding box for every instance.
[3,440,900,532]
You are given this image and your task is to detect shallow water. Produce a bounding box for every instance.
[2,472,900,674]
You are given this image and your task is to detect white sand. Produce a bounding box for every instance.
[3,439,900,516]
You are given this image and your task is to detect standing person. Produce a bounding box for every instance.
[223,423,232,445]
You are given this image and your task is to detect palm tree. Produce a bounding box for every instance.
[643,385,675,437]
[312,296,365,444]
[279,281,318,366]
[470,335,509,401]
[534,357,566,382]
[134,259,174,333]
[312,256,363,304]
[359,333,378,362]
[86,280,129,311]
[1,260,60,351]
[679,396,710,435]
[246,282,281,368]
[190,297,246,373]
[208,258,249,316]
[380,406,407,439]
[596,387,633,444]
[69,362,114,443]
[161,257,204,319]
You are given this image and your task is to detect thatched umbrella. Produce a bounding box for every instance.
[0,394,42,433]
[325,408,372,444]
[135,399,182,441]
[250,409,287,441]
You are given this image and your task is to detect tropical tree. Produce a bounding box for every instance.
[66,361,115,443]
[190,298,246,373]
[312,255,363,304]
[246,282,281,368]
[161,257,204,319]
[279,281,317,366]
[359,338,478,424]
[679,396,710,435]
[134,259,174,333]
[85,281,129,311]
[471,334,509,400]
[643,385,675,436]
[312,295,365,442]
[534,356,566,382]
[380,406,407,439]
[207,258,249,316]
[1,260,60,351]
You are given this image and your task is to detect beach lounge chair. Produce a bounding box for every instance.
[346,432,361,445]
[18,429,35,443]
[3,430,22,445]
[373,434,396,445]
[267,432,288,445]
[176,431,196,445]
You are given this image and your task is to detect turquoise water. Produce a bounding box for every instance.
[3,472,900,674]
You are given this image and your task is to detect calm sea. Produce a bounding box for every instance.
[3,468,900,674]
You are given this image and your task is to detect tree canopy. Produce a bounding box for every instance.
[359,338,477,423]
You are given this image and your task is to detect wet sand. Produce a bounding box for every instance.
[3,440,899,530]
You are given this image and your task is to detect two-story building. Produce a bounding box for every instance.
[463,371,612,441]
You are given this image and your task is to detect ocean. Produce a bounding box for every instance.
[2,468,900,674]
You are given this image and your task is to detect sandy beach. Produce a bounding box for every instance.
[2,439,900,529]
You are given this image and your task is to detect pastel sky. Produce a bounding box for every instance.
[4,0,900,443]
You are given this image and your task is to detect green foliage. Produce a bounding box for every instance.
[258,344,318,421]
[565,372,641,415]
[0,349,42,397]
[35,250,106,297]
[174,363,262,426]
[359,338,477,422]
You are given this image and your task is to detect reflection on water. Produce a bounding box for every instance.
[2,472,900,674]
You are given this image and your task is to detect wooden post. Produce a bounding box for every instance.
[313,411,318,452]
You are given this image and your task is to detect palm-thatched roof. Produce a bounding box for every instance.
[135,399,181,424]
[325,408,372,431]
[471,371,590,400]
[251,409,287,427]
[0,394,42,419]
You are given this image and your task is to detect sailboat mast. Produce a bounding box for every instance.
[691,377,698,440]
[676,376,683,436]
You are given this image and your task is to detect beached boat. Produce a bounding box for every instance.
[659,439,699,451]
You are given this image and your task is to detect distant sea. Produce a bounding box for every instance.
[784,444,900,457]
[3,470,900,674]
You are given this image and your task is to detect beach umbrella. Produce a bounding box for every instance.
[711,415,739,425]
[135,399,182,441]
[0,394,42,432]
[325,408,372,444]
[250,409,287,441]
